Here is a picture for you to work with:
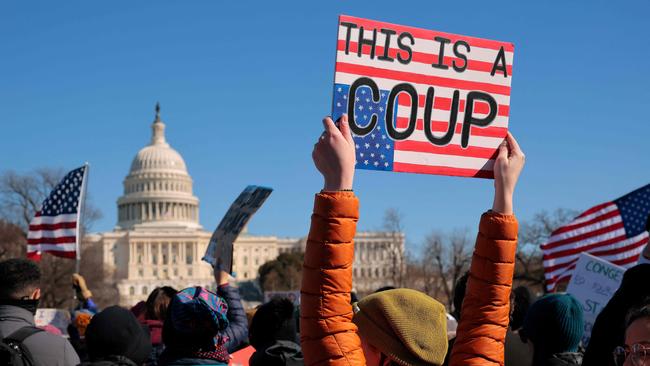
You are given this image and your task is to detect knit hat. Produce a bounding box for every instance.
[352,288,448,366]
[520,293,584,355]
[162,286,230,361]
[85,305,152,365]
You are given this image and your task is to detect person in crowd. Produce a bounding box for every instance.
[442,273,469,366]
[505,286,535,366]
[583,263,650,366]
[140,286,177,366]
[158,286,230,366]
[214,268,248,353]
[519,293,584,366]
[613,302,650,366]
[0,258,80,366]
[73,273,99,313]
[68,273,99,363]
[301,114,524,365]
[83,305,152,366]
[249,297,304,366]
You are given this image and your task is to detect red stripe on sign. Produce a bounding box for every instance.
[337,40,514,75]
[394,117,508,138]
[396,95,510,117]
[27,236,76,245]
[29,222,77,231]
[395,140,499,159]
[339,15,514,52]
[550,210,621,237]
[336,62,511,96]
[393,162,494,178]
[541,221,625,250]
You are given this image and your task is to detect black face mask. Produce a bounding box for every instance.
[0,298,40,315]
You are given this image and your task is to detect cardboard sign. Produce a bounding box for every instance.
[202,185,273,273]
[566,253,626,346]
[331,15,514,178]
[35,308,71,336]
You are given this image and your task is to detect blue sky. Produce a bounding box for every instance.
[1,1,648,251]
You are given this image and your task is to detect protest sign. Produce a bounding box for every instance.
[332,15,514,178]
[202,185,273,273]
[566,252,626,346]
[35,308,71,336]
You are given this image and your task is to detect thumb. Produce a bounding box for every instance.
[339,114,354,144]
[322,116,340,137]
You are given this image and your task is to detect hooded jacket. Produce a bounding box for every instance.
[300,192,518,366]
[249,340,304,366]
[0,304,80,366]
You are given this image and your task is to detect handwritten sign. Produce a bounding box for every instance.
[35,308,71,336]
[331,15,514,178]
[566,253,626,346]
[203,185,273,273]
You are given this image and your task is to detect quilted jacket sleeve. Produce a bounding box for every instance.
[218,283,249,353]
[300,191,366,366]
[449,211,518,366]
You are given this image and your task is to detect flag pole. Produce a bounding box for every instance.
[75,163,90,274]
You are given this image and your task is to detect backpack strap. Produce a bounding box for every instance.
[4,326,44,344]
[3,326,44,366]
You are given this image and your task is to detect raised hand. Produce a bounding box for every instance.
[312,115,356,191]
[492,132,525,214]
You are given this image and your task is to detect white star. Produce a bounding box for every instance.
[369,106,373,111]
[337,102,341,107]
[360,153,364,157]
[361,90,366,94]
[343,95,347,99]
[364,160,369,165]
[377,126,382,131]
[370,153,375,157]
[375,143,380,148]
[337,87,342,92]
[386,144,391,149]
[364,143,370,149]
[384,162,389,167]
[380,154,385,159]
[355,97,360,102]
[374,161,379,166]
[363,115,368,120]
[365,98,370,103]
[371,134,375,139]
[382,134,386,139]
[358,105,364,111]
[355,144,360,149]
[381,93,386,98]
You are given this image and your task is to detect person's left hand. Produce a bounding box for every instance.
[312,114,356,191]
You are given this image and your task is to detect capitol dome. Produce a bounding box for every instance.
[116,104,201,230]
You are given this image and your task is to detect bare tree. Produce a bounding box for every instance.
[423,229,473,308]
[515,208,578,293]
[382,208,406,287]
[0,168,112,308]
[0,220,26,259]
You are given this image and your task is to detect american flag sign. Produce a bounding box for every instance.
[27,165,89,260]
[332,15,514,178]
[542,184,650,291]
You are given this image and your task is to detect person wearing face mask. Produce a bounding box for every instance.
[0,258,80,366]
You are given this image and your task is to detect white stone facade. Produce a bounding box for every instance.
[89,105,404,306]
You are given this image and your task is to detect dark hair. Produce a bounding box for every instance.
[626,302,650,329]
[452,272,470,321]
[250,297,297,349]
[0,258,41,299]
[145,286,177,321]
[374,286,396,293]
[511,286,534,331]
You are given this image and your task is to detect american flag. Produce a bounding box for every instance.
[542,184,650,291]
[332,15,514,178]
[27,165,88,261]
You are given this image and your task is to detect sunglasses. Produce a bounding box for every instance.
[613,344,650,366]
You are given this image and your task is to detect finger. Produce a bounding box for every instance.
[497,139,508,161]
[506,132,523,156]
[338,114,354,144]
[322,117,341,138]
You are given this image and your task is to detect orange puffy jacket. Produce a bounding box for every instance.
[300,192,518,366]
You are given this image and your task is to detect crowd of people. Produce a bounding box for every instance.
[1,115,649,366]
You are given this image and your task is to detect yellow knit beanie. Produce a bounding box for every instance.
[352,288,448,366]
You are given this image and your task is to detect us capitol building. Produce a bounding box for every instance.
[87,105,404,306]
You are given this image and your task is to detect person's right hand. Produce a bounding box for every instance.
[492,132,525,214]
[312,115,356,191]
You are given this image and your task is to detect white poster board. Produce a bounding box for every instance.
[34,308,71,336]
[566,252,625,346]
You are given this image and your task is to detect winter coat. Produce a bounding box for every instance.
[0,304,80,366]
[216,283,248,353]
[300,192,519,366]
[536,352,583,366]
[142,319,164,366]
[249,340,305,366]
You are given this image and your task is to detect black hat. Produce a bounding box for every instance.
[86,305,152,365]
